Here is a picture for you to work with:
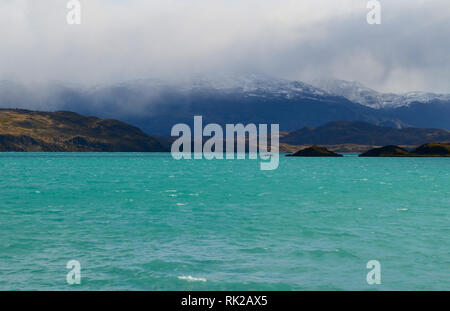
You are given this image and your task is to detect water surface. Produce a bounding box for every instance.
[0,153,449,290]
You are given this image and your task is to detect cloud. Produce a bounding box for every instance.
[0,0,449,93]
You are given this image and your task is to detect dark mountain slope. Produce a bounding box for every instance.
[281,121,450,146]
[384,100,450,130]
[112,88,402,135]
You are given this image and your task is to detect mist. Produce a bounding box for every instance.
[0,0,449,96]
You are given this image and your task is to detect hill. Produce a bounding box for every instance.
[359,146,411,157]
[412,143,450,156]
[286,145,343,157]
[281,121,450,146]
[0,109,167,152]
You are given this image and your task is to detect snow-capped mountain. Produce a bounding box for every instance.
[312,78,450,109]
[183,73,329,98]
[1,74,449,134]
[110,73,330,102]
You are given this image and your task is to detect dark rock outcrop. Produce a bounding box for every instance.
[0,134,60,152]
[412,143,450,156]
[287,145,343,157]
[359,145,411,157]
[360,143,450,157]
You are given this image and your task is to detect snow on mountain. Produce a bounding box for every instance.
[185,73,329,97]
[118,73,330,100]
[116,75,450,109]
[2,75,449,133]
[312,78,450,109]
[3,75,449,112]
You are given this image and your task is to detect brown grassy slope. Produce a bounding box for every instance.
[0,109,167,152]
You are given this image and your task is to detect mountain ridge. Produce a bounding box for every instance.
[1,75,449,135]
[312,78,450,109]
[281,121,450,146]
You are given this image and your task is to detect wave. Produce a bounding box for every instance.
[178,276,207,282]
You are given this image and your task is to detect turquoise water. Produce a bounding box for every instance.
[0,153,449,291]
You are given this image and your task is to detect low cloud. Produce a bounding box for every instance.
[0,0,449,93]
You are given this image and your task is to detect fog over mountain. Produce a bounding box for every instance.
[1,0,450,94]
[1,1,449,134]
[1,75,449,135]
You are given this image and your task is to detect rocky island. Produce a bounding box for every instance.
[413,143,450,156]
[286,145,343,157]
[0,109,167,152]
[359,143,450,157]
[359,145,411,157]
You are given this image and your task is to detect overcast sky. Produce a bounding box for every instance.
[1,0,449,93]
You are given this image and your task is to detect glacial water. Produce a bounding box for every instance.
[0,153,449,291]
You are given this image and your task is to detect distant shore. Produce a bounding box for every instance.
[1,109,449,155]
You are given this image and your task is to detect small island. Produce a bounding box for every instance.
[286,145,343,157]
[359,145,411,157]
[413,143,450,156]
[359,143,450,157]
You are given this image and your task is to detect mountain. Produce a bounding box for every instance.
[313,78,450,109]
[281,121,450,146]
[62,75,407,135]
[118,87,397,136]
[0,109,167,152]
[1,75,449,135]
[382,100,450,130]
